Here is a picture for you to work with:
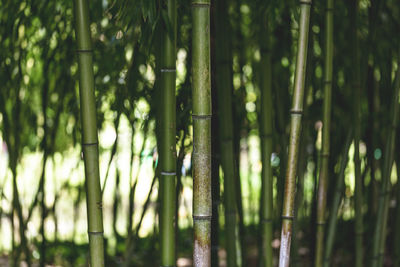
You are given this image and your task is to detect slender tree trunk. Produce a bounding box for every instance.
[159,0,177,265]
[192,0,212,265]
[323,130,352,267]
[371,58,400,267]
[314,0,334,265]
[278,0,312,266]
[215,0,239,265]
[73,0,105,266]
[259,9,274,267]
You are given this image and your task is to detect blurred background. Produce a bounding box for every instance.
[1,0,400,266]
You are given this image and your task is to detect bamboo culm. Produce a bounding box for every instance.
[350,1,364,266]
[323,130,352,267]
[73,0,105,266]
[215,0,239,265]
[192,0,212,266]
[259,10,274,267]
[371,58,400,267]
[159,0,177,265]
[278,0,312,266]
[314,0,334,265]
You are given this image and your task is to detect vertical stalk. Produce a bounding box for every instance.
[210,4,220,264]
[192,0,212,265]
[371,59,400,267]
[259,10,273,267]
[323,130,352,267]
[159,0,177,265]
[314,0,334,265]
[215,0,238,265]
[350,1,363,266]
[73,0,105,266]
[278,0,312,266]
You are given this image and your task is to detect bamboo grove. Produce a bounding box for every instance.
[0,0,400,266]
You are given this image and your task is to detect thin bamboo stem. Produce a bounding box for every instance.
[349,1,364,266]
[323,130,352,267]
[73,0,105,266]
[215,0,238,265]
[314,0,334,265]
[371,58,400,267]
[259,10,274,267]
[159,0,177,264]
[278,0,312,266]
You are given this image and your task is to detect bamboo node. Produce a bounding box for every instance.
[160,68,176,73]
[76,49,93,53]
[193,215,212,221]
[290,109,303,115]
[191,2,211,8]
[299,0,312,5]
[82,142,98,147]
[281,215,294,220]
[161,171,176,176]
[88,231,104,235]
[192,114,212,120]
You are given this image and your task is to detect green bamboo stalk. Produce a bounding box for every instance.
[215,0,238,265]
[291,20,314,266]
[259,10,273,267]
[73,0,104,266]
[211,25,220,266]
[349,1,363,266]
[371,59,400,267]
[323,130,352,267]
[278,0,311,266]
[314,0,334,265]
[192,0,212,265]
[159,0,177,265]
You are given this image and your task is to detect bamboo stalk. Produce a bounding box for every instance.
[192,0,212,265]
[323,130,352,267]
[314,0,334,265]
[210,14,220,265]
[259,9,274,267]
[278,0,312,266]
[371,58,400,267]
[73,0,105,266]
[349,1,364,266]
[159,0,177,265]
[215,0,238,265]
